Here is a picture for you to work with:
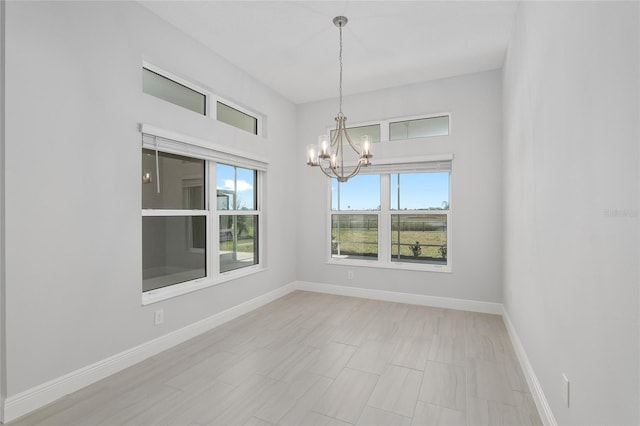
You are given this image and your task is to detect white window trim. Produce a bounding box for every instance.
[183,177,206,254]
[140,124,268,171]
[215,165,262,276]
[326,154,453,273]
[142,61,264,136]
[326,112,451,142]
[140,125,267,305]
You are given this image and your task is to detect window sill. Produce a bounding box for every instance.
[142,265,267,306]
[326,259,451,273]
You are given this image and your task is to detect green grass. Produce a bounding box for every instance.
[220,237,254,253]
[332,229,446,259]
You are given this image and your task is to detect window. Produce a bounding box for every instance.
[326,114,449,144]
[331,174,380,260]
[332,214,379,260]
[142,150,207,292]
[329,158,451,271]
[142,68,206,115]
[389,115,449,140]
[216,164,259,272]
[330,123,381,143]
[141,126,266,303]
[217,102,258,135]
[142,63,262,136]
[389,172,449,265]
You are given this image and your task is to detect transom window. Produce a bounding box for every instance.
[142,63,262,135]
[142,68,206,115]
[389,115,449,140]
[329,158,451,271]
[327,114,449,144]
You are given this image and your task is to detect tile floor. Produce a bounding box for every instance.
[9,291,542,425]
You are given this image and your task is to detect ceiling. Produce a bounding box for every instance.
[139,1,520,104]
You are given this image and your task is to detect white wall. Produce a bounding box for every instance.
[502,2,639,424]
[296,70,503,303]
[0,0,6,414]
[3,0,296,398]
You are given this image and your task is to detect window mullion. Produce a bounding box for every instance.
[206,161,215,277]
[379,174,390,262]
[211,161,223,276]
[380,120,390,142]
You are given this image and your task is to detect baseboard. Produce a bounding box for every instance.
[2,281,548,424]
[1,282,297,424]
[294,281,503,314]
[295,282,551,423]
[502,308,557,426]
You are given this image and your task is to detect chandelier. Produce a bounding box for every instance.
[306,16,372,182]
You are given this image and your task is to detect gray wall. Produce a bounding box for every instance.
[502,2,639,424]
[3,1,296,397]
[296,70,503,303]
[0,0,6,409]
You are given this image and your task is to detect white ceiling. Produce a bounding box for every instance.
[140,1,520,104]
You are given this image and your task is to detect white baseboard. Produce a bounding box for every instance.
[294,281,503,314]
[2,281,549,425]
[1,282,297,424]
[502,308,557,426]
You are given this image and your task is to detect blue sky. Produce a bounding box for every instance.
[216,164,255,209]
[332,172,449,210]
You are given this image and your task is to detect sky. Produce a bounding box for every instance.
[214,165,449,212]
[216,164,255,209]
[332,172,450,211]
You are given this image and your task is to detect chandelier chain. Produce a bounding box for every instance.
[339,23,343,114]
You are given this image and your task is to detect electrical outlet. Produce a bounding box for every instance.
[347,271,354,280]
[562,373,570,408]
[154,309,164,326]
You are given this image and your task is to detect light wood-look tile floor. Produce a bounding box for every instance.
[9,291,543,426]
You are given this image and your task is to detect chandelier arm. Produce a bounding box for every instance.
[319,154,365,182]
[342,127,362,155]
[339,128,346,175]
[333,116,361,155]
[330,115,343,147]
[328,156,363,182]
[340,160,364,182]
[318,161,339,179]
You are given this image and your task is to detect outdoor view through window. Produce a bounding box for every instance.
[331,172,449,267]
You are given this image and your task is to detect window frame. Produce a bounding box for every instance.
[326,155,452,273]
[141,124,267,305]
[325,112,451,143]
[183,178,207,254]
[142,62,263,136]
[142,64,208,116]
[215,164,261,274]
[216,101,260,136]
